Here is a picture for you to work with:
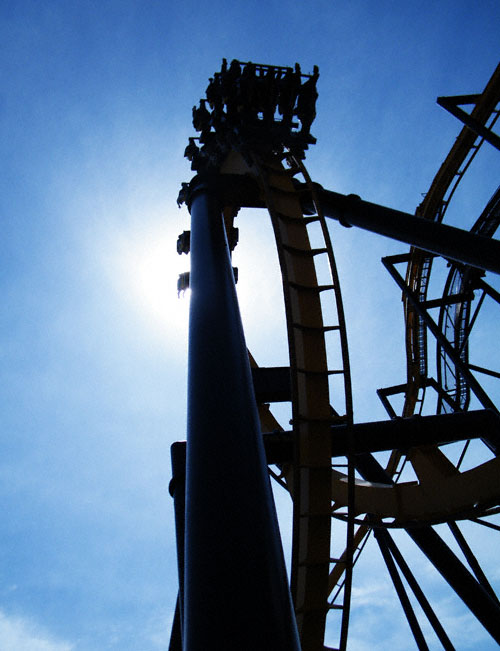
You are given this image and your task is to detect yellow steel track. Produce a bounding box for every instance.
[196,62,500,651]
[219,149,353,651]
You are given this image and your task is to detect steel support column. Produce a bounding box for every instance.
[183,177,300,651]
[169,441,187,648]
[382,531,454,651]
[373,528,428,650]
[408,527,500,645]
[168,598,183,651]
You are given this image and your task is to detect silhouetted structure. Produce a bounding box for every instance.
[171,61,500,651]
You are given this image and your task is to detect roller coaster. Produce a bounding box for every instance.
[169,61,500,650]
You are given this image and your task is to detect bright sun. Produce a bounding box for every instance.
[103,209,288,360]
[106,218,190,343]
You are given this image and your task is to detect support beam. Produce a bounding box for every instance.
[448,521,499,604]
[374,528,429,650]
[199,173,500,275]
[263,409,500,462]
[476,276,500,305]
[382,531,455,651]
[183,176,300,651]
[408,527,500,645]
[330,409,499,456]
[313,188,500,275]
[174,409,499,468]
[437,95,500,152]
[168,598,183,651]
[251,366,292,403]
[169,441,187,646]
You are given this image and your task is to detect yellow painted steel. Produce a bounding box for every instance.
[331,454,500,525]
[219,149,353,651]
[211,64,500,648]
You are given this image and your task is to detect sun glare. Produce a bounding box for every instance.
[107,219,190,344]
[102,209,289,361]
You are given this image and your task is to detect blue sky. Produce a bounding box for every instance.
[1,1,499,649]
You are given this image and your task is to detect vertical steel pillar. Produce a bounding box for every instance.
[169,441,187,648]
[183,176,300,651]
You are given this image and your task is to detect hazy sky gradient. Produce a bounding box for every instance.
[1,2,499,649]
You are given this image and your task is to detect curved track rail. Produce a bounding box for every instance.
[403,64,500,418]
[437,185,500,414]
[218,148,354,650]
[309,64,500,648]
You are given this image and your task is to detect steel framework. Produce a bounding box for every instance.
[169,60,500,650]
